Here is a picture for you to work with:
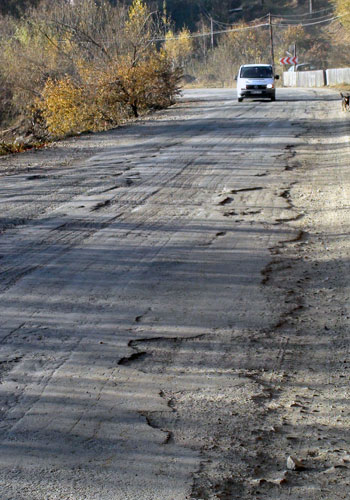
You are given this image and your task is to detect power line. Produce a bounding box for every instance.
[276,14,341,28]
[210,14,269,29]
[154,14,342,42]
[274,12,333,21]
[153,21,270,42]
[211,19,237,28]
[41,11,346,44]
[275,12,336,24]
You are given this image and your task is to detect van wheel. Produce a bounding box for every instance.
[238,97,243,102]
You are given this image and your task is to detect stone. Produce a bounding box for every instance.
[287,456,304,471]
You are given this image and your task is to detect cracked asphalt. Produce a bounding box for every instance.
[0,87,350,499]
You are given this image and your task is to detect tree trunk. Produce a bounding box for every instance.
[131,103,138,117]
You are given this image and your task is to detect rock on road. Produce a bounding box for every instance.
[0,88,350,499]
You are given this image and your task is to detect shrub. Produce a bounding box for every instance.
[98,52,182,118]
[0,0,183,140]
[37,50,181,138]
[38,76,97,137]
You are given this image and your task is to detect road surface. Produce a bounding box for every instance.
[0,88,350,499]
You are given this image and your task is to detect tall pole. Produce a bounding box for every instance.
[309,0,313,14]
[268,13,275,73]
[210,17,214,49]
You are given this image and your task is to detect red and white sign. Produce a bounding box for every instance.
[279,56,298,65]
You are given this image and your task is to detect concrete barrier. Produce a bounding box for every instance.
[283,71,296,87]
[326,68,350,85]
[283,70,326,87]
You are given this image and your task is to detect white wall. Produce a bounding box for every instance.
[283,70,326,87]
[326,68,350,85]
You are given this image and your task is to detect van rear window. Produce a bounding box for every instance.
[240,66,273,78]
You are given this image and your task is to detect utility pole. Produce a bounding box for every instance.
[293,43,297,71]
[309,0,313,14]
[210,16,214,49]
[268,13,275,73]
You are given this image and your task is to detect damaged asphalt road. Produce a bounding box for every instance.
[0,88,349,499]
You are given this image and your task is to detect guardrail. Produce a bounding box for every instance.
[283,67,350,87]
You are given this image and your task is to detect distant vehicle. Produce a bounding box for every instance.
[287,63,317,72]
[236,64,279,102]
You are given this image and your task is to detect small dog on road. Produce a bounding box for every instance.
[341,92,350,112]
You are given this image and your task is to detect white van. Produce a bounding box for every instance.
[236,64,279,102]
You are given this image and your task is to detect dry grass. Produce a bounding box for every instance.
[0,139,49,156]
[328,84,350,92]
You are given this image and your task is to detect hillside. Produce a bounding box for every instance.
[0,0,334,29]
[162,0,333,30]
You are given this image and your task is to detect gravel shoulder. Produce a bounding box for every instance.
[258,103,350,499]
[0,88,349,499]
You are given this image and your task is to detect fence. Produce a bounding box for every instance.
[283,67,350,87]
[283,70,326,87]
[326,68,350,86]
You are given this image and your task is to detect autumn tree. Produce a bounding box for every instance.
[192,22,270,86]
[164,27,193,67]
[35,0,181,136]
[102,0,181,118]
[274,24,306,61]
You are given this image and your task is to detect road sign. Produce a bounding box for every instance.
[279,56,298,65]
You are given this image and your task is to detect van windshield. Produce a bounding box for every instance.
[240,66,273,78]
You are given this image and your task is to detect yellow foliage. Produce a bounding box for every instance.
[164,28,193,65]
[335,0,350,29]
[275,24,306,60]
[38,76,103,137]
[98,51,181,117]
[280,25,305,46]
[5,0,181,139]
[226,23,270,63]
[126,0,149,38]
[37,50,181,137]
